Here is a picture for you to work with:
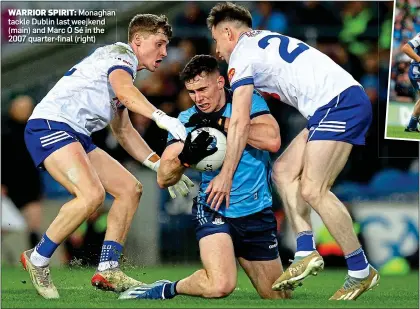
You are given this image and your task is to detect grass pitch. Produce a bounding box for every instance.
[1,265,418,308]
[386,125,420,141]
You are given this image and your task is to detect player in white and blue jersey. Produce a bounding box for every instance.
[118,55,291,301]
[20,14,194,299]
[402,33,420,132]
[204,2,378,301]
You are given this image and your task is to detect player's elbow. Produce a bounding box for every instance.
[114,86,136,107]
[268,136,281,153]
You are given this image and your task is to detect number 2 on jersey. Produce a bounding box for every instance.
[258,35,309,64]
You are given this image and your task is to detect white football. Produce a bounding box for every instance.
[190,127,227,172]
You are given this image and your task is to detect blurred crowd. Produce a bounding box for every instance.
[390,0,420,102]
[2,2,418,264]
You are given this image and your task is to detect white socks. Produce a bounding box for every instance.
[295,250,315,258]
[97,261,119,272]
[348,265,370,279]
[30,249,50,267]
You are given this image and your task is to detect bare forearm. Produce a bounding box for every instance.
[117,86,157,119]
[224,119,280,152]
[113,127,153,162]
[248,123,279,151]
[221,118,250,177]
[221,85,253,177]
[402,44,420,62]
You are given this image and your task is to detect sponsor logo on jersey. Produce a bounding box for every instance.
[122,59,132,67]
[228,68,235,83]
[116,57,133,67]
[244,30,262,37]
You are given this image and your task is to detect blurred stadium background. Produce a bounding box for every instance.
[1,0,418,284]
[387,0,420,139]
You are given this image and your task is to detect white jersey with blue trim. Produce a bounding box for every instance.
[408,33,420,62]
[228,30,360,119]
[29,42,138,136]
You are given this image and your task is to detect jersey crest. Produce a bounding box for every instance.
[228,68,235,83]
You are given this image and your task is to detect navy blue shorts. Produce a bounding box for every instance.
[25,119,97,169]
[192,201,279,261]
[307,85,372,145]
[408,63,420,91]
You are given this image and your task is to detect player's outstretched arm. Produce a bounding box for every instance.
[110,108,155,162]
[109,69,187,141]
[206,84,254,210]
[401,43,420,63]
[110,109,194,198]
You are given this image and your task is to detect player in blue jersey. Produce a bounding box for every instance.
[118,55,291,300]
[402,33,420,132]
[204,2,378,301]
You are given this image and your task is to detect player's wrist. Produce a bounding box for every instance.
[142,152,161,172]
[220,165,235,178]
[151,109,166,122]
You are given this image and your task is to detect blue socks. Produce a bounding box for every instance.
[407,115,419,129]
[345,247,370,278]
[163,281,179,299]
[98,240,123,271]
[345,247,368,271]
[35,233,59,258]
[99,240,123,263]
[295,231,316,257]
[30,233,59,266]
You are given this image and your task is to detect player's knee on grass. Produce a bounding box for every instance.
[206,278,236,298]
[202,269,237,298]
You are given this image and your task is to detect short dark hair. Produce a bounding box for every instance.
[128,14,172,42]
[180,55,219,83]
[207,2,252,29]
